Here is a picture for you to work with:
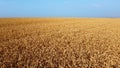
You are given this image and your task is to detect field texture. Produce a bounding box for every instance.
[0,18,120,68]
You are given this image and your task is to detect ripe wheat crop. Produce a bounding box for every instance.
[0,18,120,68]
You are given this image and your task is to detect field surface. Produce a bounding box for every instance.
[0,18,120,68]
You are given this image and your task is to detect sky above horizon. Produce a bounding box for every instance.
[0,0,120,18]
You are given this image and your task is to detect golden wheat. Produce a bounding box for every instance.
[0,18,120,68]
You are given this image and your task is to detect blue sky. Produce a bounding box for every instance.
[0,0,120,17]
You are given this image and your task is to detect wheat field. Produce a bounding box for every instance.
[0,18,120,68]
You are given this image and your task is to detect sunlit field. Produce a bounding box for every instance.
[0,18,120,68]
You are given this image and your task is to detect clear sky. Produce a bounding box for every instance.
[0,0,120,18]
